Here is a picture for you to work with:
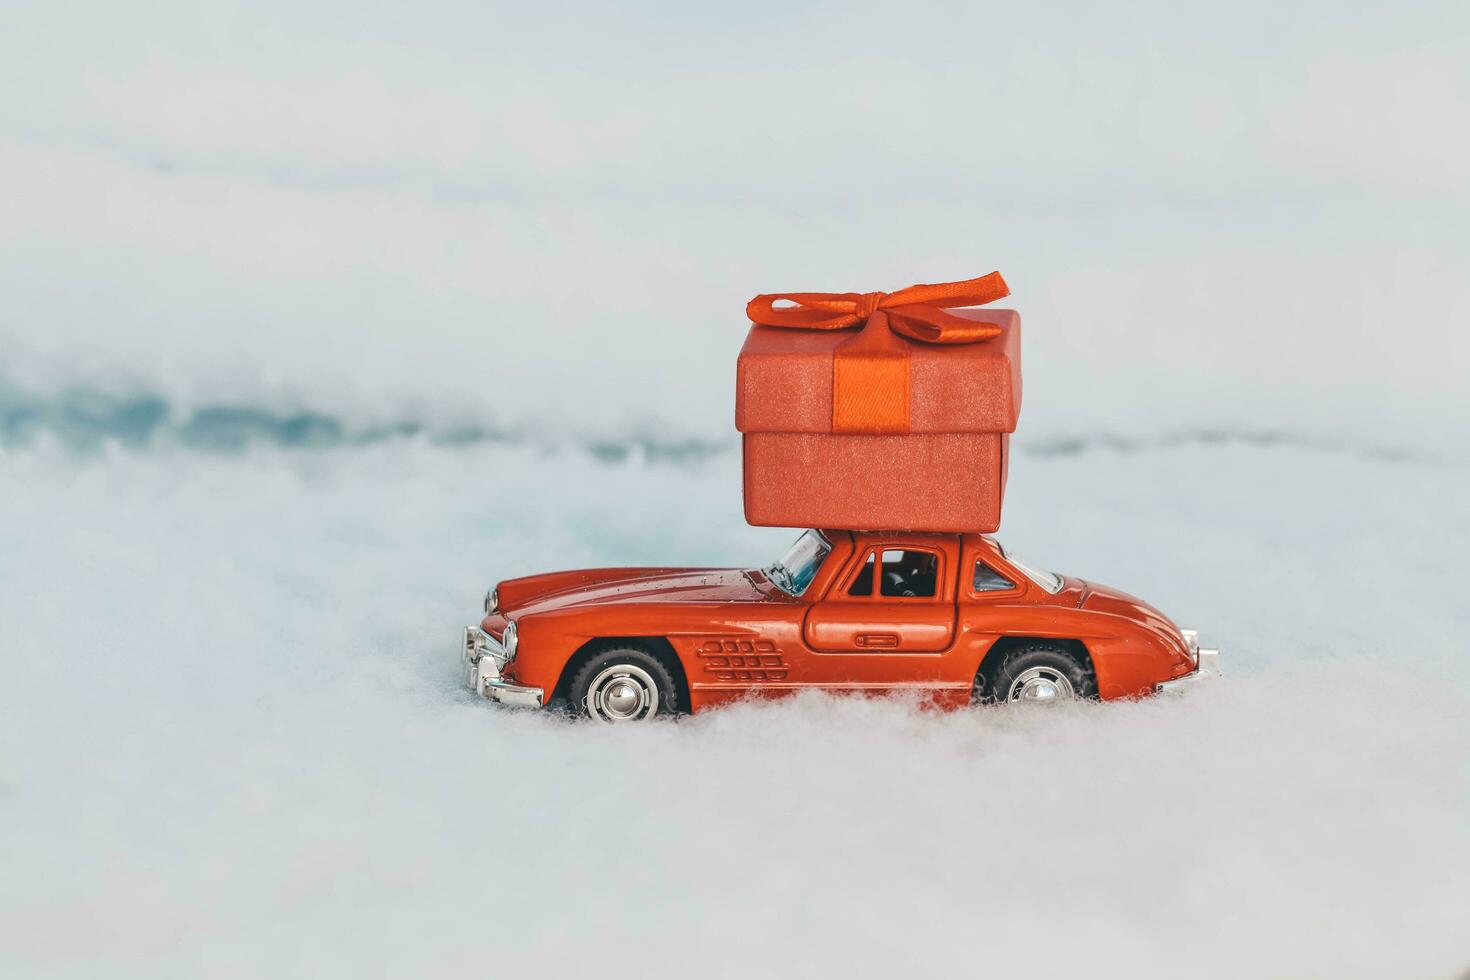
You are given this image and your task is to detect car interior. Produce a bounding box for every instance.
[848,549,939,598]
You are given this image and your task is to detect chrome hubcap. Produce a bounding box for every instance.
[605,681,639,713]
[1008,666,1076,703]
[586,664,659,722]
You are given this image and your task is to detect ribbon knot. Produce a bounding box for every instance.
[746,271,1009,344]
[851,291,884,321]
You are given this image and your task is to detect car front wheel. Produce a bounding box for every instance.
[984,642,1095,704]
[568,645,680,723]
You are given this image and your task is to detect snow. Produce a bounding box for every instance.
[2,1,1469,975]
[3,440,1467,978]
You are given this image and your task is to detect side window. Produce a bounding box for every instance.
[880,549,938,598]
[848,552,876,596]
[973,559,1015,593]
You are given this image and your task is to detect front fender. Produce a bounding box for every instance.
[496,614,598,696]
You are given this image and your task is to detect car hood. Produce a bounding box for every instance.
[508,567,770,616]
[1079,580,1181,636]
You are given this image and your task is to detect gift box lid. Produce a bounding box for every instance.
[736,309,1021,434]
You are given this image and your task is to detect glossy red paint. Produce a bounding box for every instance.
[482,531,1197,712]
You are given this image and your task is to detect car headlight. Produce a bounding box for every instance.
[502,619,518,661]
[484,587,499,615]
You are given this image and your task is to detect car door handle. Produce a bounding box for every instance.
[856,632,900,649]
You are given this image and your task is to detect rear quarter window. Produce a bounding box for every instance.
[973,560,1016,593]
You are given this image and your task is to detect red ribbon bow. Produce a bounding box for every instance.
[744,272,1011,434]
[746,271,1009,343]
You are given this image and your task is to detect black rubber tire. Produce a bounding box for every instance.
[980,642,1096,704]
[567,644,682,721]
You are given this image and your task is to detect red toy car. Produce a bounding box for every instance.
[463,529,1221,722]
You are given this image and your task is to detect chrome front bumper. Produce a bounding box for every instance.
[1156,628,1222,694]
[463,626,544,708]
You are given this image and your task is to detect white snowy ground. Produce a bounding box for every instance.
[3,2,1469,976]
[3,436,1467,979]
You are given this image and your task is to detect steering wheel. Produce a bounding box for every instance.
[883,570,916,597]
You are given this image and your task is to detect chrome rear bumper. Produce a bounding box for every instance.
[463,626,544,708]
[1156,629,1222,694]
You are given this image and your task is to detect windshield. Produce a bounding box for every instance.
[997,541,1064,594]
[763,529,832,596]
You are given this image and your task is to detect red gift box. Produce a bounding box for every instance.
[735,274,1020,533]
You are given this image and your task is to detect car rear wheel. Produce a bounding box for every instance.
[984,642,1095,704]
[568,645,680,723]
